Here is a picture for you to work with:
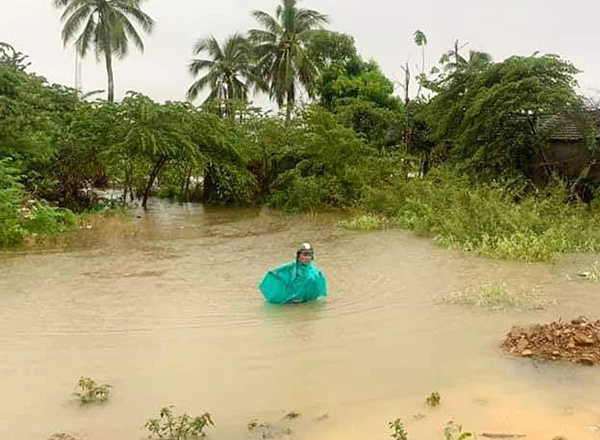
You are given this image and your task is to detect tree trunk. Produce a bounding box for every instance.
[123,161,132,202]
[403,62,410,105]
[184,168,192,201]
[285,84,294,121]
[104,50,115,102]
[420,152,430,177]
[402,63,412,149]
[123,166,128,202]
[179,168,187,196]
[202,163,218,204]
[124,161,134,202]
[142,156,167,209]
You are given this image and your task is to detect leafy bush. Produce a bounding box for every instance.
[264,105,368,212]
[389,418,409,440]
[144,406,213,440]
[0,158,27,246]
[73,377,111,404]
[0,159,77,248]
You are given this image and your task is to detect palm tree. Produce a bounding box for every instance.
[53,0,155,102]
[439,40,492,72]
[249,0,329,119]
[186,33,262,112]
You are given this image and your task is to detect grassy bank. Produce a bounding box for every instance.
[0,201,130,249]
[341,168,600,262]
[0,167,126,249]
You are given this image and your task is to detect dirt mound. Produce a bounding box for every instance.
[501,316,600,366]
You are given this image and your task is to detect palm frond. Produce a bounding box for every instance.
[295,8,329,29]
[60,3,93,44]
[117,11,145,52]
[187,72,215,101]
[75,14,97,56]
[188,58,214,76]
[251,10,283,35]
[55,0,153,61]
[59,0,91,21]
[413,29,427,46]
[248,29,277,45]
[114,1,155,33]
[193,36,224,61]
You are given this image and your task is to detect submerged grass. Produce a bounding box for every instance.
[439,282,556,311]
[338,213,388,231]
[343,167,600,262]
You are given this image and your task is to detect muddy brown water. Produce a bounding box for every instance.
[1,201,600,440]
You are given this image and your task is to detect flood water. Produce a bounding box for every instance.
[1,201,600,440]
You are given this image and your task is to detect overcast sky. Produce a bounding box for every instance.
[2,0,599,108]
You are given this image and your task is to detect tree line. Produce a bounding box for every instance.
[1,0,597,248]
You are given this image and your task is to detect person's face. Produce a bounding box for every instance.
[298,251,313,264]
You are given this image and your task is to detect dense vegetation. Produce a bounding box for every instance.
[2,0,600,261]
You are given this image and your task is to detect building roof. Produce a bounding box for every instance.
[538,111,600,141]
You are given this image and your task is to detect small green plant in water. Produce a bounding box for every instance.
[247,419,291,439]
[444,421,473,440]
[73,377,111,404]
[389,418,409,440]
[283,411,300,420]
[144,406,213,439]
[426,391,441,407]
[440,283,556,311]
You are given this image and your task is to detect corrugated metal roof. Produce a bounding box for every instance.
[538,112,600,141]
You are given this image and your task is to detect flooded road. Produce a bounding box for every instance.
[1,201,599,440]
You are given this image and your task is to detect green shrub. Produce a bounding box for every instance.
[356,167,600,262]
[0,158,77,248]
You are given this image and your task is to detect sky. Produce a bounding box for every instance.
[2,0,600,108]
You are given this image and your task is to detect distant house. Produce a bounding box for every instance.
[528,111,600,183]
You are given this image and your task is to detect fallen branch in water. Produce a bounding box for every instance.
[479,433,526,438]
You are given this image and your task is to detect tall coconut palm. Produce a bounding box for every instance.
[249,0,329,119]
[186,33,262,109]
[439,40,492,72]
[53,0,155,102]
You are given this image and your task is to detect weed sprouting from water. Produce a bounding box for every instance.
[247,418,292,439]
[444,421,473,440]
[144,406,213,439]
[389,418,409,440]
[73,377,111,404]
[283,411,301,420]
[439,283,556,311]
[426,391,441,407]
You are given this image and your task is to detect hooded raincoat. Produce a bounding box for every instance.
[258,259,327,304]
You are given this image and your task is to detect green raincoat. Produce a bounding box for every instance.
[258,260,327,304]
